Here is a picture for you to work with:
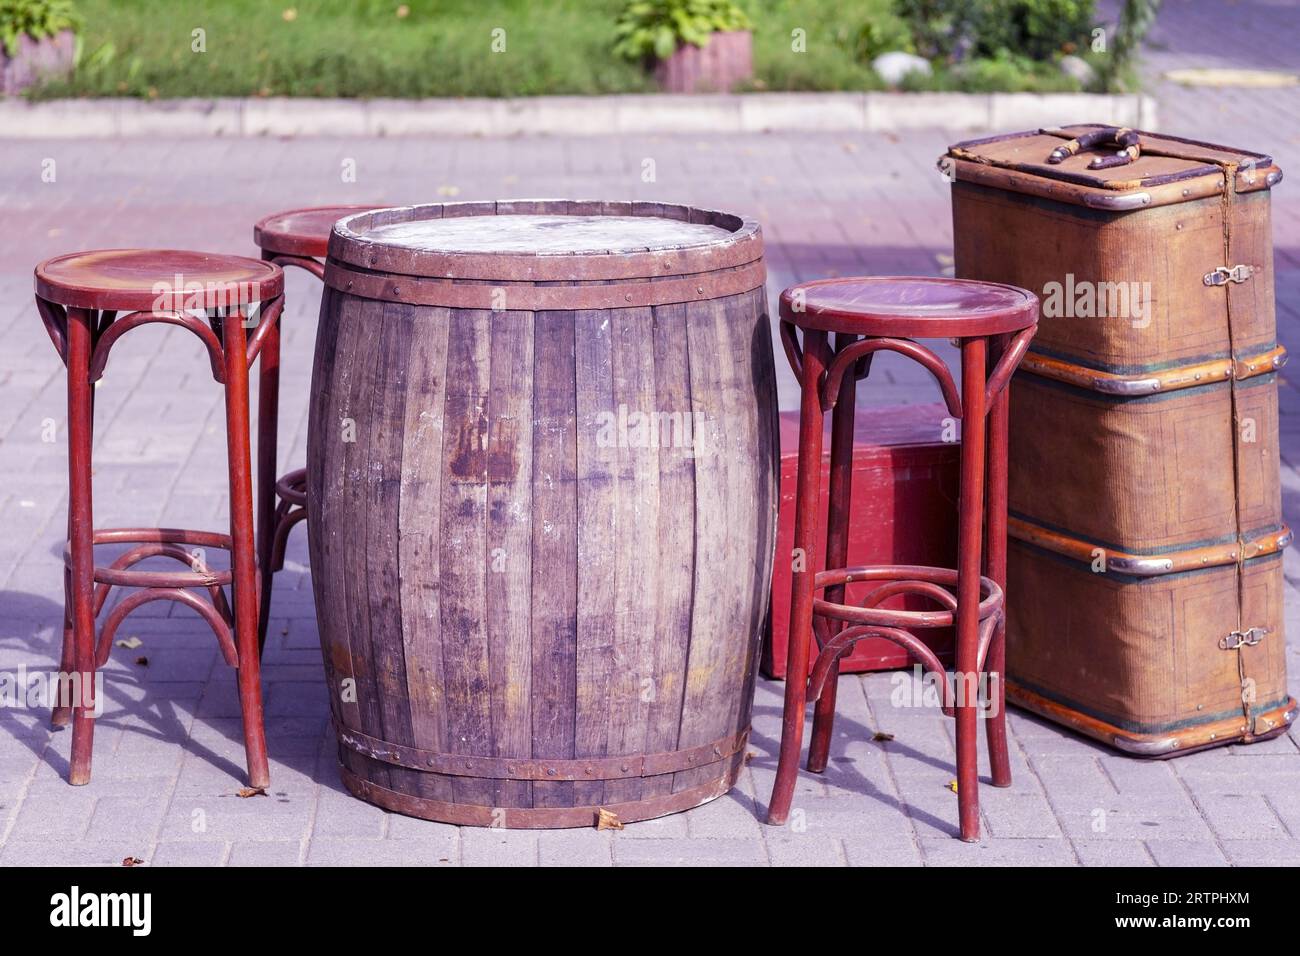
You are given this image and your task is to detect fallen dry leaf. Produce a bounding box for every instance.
[236,787,268,799]
[946,779,959,794]
[115,636,142,649]
[595,808,624,831]
[122,856,144,867]
[872,731,895,742]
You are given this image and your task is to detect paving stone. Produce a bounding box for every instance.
[684,791,764,839]
[228,840,305,866]
[1194,792,1290,842]
[384,812,462,843]
[1051,796,1215,842]
[764,833,849,866]
[1071,840,1156,867]
[1221,840,1300,866]
[158,790,315,843]
[1145,840,1230,867]
[919,837,1076,866]
[84,796,168,844]
[149,841,229,866]
[612,837,767,867]
[7,788,94,841]
[306,838,457,866]
[313,788,387,839]
[536,829,615,867]
[981,789,1064,839]
[461,828,539,867]
[0,839,149,867]
[610,808,690,839]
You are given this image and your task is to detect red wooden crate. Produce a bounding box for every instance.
[763,403,961,679]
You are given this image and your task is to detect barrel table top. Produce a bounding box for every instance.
[358,214,733,255]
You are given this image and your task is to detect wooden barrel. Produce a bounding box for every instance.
[306,200,778,827]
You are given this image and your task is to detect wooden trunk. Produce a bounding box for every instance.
[763,403,958,678]
[306,200,778,826]
[947,126,1296,755]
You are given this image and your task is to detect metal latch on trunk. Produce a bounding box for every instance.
[1220,626,1267,650]
[1203,264,1254,286]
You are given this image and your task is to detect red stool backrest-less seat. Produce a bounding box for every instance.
[249,205,379,647]
[35,249,284,789]
[769,275,1037,842]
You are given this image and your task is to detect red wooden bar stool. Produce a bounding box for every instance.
[36,249,285,789]
[252,205,375,646]
[769,276,1037,842]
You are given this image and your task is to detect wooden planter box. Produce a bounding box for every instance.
[1,29,75,96]
[655,30,752,93]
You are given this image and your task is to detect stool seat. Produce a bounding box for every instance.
[780,275,1037,337]
[36,249,283,312]
[254,205,377,259]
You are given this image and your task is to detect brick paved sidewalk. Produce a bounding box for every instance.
[0,0,1298,866]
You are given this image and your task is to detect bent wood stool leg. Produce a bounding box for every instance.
[51,564,74,727]
[808,332,859,773]
[956,337,988,841]
[66,306,98,785]
[255,313,281,654]
[768,328,829,825]
[984,332,1013,789]
[54,354,97,730]
[224,308,271,790]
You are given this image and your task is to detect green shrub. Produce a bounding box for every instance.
[852,14,914,60]
[614,0,752,61]
[893,0,1097,63]
[974,0,1095,60]
[891,0,978,61]
[903,50,1081,92]
[0,0,79,56]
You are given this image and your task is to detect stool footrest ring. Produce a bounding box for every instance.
[64,527,242,668]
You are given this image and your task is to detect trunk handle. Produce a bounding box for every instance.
[1046,126,1142,170]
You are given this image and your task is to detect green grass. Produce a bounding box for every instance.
[29,0,1083,99]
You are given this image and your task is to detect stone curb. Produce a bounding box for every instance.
[0,92,1158,138]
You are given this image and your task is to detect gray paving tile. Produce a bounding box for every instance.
[612,836,767,867]
[919,837,1076,867]
[307,837,457,867]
